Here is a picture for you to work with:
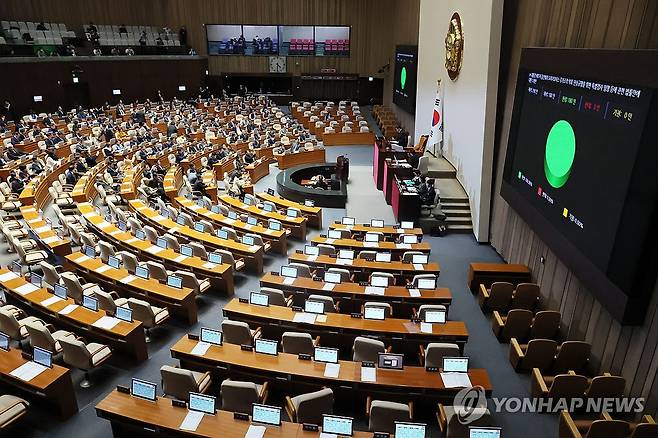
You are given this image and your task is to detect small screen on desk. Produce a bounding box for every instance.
[227,211,238,220]
[323,415,353,436]
[443,357,469,373]
[371,219,385,228]
[365,233,379,243]
[364,306,386,320]
[395,422,426,438]
[412,254,428,264]
[269,220,282,231]
[156,237,168,249]
[200,327,223,345]
[338,249,354,260]
[0,332,9,351]
[115,306,132,322]
[208,252,223,264]
[341,217,355,226]
[30,273,42,288]
[189,392,216,415]
[82,295,98,311]
[108,256,121,269]
[281,266,297,278]
[304,245,319,256]
[263,203,274,212]
[328,230,342,239]
[469,427,501,438]
[167,275,183,289]
[314,346,339,364]
[180,245,193,257]
[211,205,220,214]
[194,222,205,232]
[242,235,255,246]
[401,221,414,229]
[131,378,157,401]
[402,235,418,244]
[216,229,229,240]
[250,292,269,306]
[135,230,146,240]
[33,346,52,368]
[371,276,389,288]
[286,208,298,218]
[84,245,96,257]
[252,404,281,426]
[417,277,436,289]
[375,252,392,263]
[324,272,341,284]
[247,216,258,226]
[378,352,404,370]
[54,283,67,299]
[135,266,149,279]
[176,215,187,226]
[254,339,278,356]
[305,300,325,314]
[424,309,446,324]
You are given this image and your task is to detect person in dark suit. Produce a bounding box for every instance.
[6,144,24,159]
[84,152,97,168]
[9,172,24,194]
[65,166,77,185]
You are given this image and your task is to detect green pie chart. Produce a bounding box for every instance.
[400,66,407,90]
[544,120,576,189]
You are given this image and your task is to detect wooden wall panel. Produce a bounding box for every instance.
[491,0,658,416]
[0,0,399,76]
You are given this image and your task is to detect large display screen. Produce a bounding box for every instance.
[393,45,418,114]
[206,24,350,57]
[501,48,658,324]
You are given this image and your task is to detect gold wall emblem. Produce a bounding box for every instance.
[445,12,464,80]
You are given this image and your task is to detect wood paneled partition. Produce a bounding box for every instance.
[491,0,658,416]
[0,0,400,76]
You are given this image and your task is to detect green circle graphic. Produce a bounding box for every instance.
[400,66,407,90]
[544,120,576,189]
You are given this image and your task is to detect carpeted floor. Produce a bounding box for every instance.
[2,141,557,437]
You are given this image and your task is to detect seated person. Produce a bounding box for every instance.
[309,174,329,190]
[243,150,255,165]
[8,172,24,194]
[418,178,437,205]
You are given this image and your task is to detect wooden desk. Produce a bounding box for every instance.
[78,203,235,294]
[129,199,264,274]
[96,390,338,438]
[175,197,287,255]
[392,176,421,224]
[329,222,423,238]
[256,192,322,229]
[20,206,71,257]
[288,252,440,278]
[246,158,270,183]
[71,161,104,203]
[219,195,307,241]
[171,338,491,400]
[373,140,405,190]
[163,165,181,201]
[275,148,326,170]
[119,162,143,201]
[0,269,148,362]
[223,299,469,354]
[64,252,198,324]
[311,237,430,257]
[321,131,375,146]
[259,272,450,315]
[19,157,72,210]
[0,348,77,419]
[467,263,532,293]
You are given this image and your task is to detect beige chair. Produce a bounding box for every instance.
[162,233,180,252]
[285,388,333,424]
[437,403,492,438]
[60,272,100,304]
[307,294,338,313]
[410,274,437,288]
[145,261,171,282]
[419,343,460,369]
[15,240,48,270]
[0,395,29,429]
[259,287,292,307]
[59,337,113,388]
[220,379,269,414]
[25,321,76,355]
[317,244,336,257]
[98,241,116,264]
[160,365,212,401]
[0,308,46,344]
[116,251,139,274]
[174,270,211,295]
[189,242,208,259]
[415,304,447,321]
[478,282,514,313]
[509,338,558,372]
[39,261,62,290]
[281,332,319,355]
[358,250,377,261]
[289,263,312,278]
[93,290,129,315]
[144,225,159,244]
[353,336,386,362]
[401,251,424,263]
[367,398,413,434]
[216,249,245,271]
[221,320,261,345]
[127,298,169,342]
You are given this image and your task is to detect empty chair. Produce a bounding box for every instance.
[173,270,211,295]
[285,388,333,425]
[0,308,47,343]
[530,311,561,340]
[221,320,261,345]
[216,249,245,271]
[509,338,558,372]
[511,283,540,310]
[127,298,169,342]
[401,251,424,263]
[289,263,312,278]
[478,282,514,313]
[93,290,129,315]
[437,402,492,438]
[116,251,139,274]
[492,309,534,342]
[410,274,437,288]
[367,398,412,434]
[259,287,291,307]
[558,411,629,438]
[0,395,29,429]
[326,267,351,283]
[220,379,269,414]
[145,261,171,282]
[531,370,589,399]
[162,234,180,252]
[25,321,76,355]
[353,336,386,362]
[160,365,211,401]
[59,337,113,388]
[281,332,318,355]
[98,241,116,264]
[553,341,591,374]
[39,261,62,289]
[189,242,208,259]
[586,374,626,399]
[15,241,48,271]
[419,343,461,369]
[144,225,159,244]
[358,250,377,261]
[307,294,338,313]
[317,244,336,256]
[60,272,101,304]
